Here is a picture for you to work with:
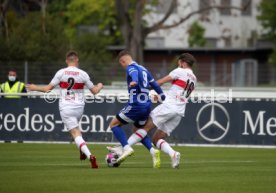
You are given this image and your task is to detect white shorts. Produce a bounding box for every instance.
[150,103,182,136]
[60,107,84,130]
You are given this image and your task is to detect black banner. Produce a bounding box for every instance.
[0,98,276,145]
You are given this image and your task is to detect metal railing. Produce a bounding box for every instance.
[1,86,276,100]
[1,61,276,87]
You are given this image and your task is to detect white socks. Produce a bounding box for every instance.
[127,129,157,155]
[74,136,91,158]
[123,144,133,151]
[127,129,147,146]
[156,139,175,157]
[149,148,156,156]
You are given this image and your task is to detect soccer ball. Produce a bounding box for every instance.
[105,152,120,167]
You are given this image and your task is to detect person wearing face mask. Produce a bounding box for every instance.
[0,70,26,98]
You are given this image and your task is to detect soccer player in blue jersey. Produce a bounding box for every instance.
[108,50,165,167]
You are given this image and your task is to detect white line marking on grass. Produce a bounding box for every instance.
[184,160,256,164]
[1,141,275,149]
[178,143,276,149]
[0,160,256,168]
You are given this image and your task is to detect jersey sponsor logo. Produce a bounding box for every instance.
[196,103,230,142]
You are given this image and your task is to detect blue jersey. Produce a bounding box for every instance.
[115,62,164,127]
[126,62,154,106]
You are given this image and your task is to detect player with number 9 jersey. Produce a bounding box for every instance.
[116,51,165,128]
[127,63,152,106]
[108,50,165,166]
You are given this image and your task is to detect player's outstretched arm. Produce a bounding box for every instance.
[90,83,103,95]
[150,81,166,101]
[26,84,54,93]
[156,75,173,86]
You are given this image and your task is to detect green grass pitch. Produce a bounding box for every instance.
[0,143,275,193]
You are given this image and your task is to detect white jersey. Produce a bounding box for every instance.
[163,67,197,116]
[50,66,94,110]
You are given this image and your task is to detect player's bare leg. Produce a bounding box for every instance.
[109,117,134,164]
[152,130,181,169]
[69,128,98,168]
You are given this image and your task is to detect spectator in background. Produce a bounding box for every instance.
[0,70,26,98]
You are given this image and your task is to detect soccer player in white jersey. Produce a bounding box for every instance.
[122,53,197,168]
[27,51,103,169]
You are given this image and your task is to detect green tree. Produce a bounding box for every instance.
[0,0,117,84]
[5,12,69,62]
[73,33,115,84]
[63,0,120,83]
[0,0,114,63]
[0,0,70,62]
[64,0,120,43]
[188,21,206,48]
[258,0,276,65]
[0,0,10,40]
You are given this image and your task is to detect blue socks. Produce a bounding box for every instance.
[111,126,128,147]
[141,135,153,151]
[111,126,153,152]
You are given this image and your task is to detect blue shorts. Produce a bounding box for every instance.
[116,104,151,128]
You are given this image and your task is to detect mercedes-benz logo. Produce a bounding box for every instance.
[196,103,230,142]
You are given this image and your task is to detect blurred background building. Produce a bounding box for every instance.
[145,0,262,49]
